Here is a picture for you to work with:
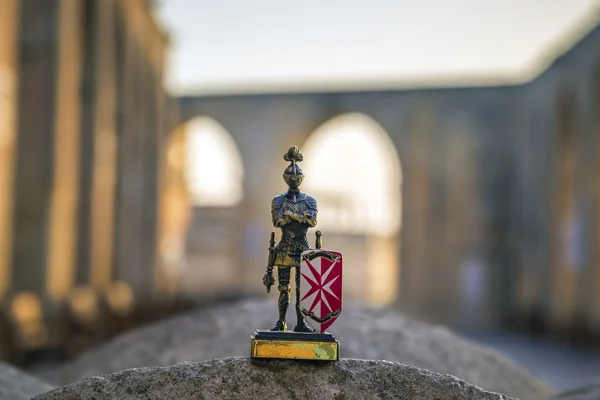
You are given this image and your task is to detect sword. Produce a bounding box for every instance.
[263,232,277,293]
[315,230,322,249]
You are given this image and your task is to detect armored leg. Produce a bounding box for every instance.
[293,265,314,333]
[270,267,291,331]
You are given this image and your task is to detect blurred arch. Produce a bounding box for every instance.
[158,116,245,298]
[302,112,402,305]
[184,116,244,207]
[303,112,402,237]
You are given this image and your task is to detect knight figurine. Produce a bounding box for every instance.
[263,145,316,333]
[251,145,342,361]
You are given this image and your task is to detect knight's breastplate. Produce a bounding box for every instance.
[274,199,311,267]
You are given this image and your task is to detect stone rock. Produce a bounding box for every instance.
[549,380,600,400]
[35,357,516,400]
[0,361,54,399]
[49,299,549,399]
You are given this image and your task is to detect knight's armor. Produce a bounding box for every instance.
[265,146,317,333]
[271,193,317,267]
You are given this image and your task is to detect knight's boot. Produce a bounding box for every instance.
[270,284,290,331]
[270,320,286,331]
[293,303,314,332]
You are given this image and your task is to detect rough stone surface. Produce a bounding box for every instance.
[48,299,549,399]
[0,361,54,399]
[35,357,516,400]
[549,381,600,400]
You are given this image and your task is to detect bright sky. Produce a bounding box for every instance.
[154,0,599,95]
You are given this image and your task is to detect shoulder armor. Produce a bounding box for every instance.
[305,195,317,210]
[272,194,285,208]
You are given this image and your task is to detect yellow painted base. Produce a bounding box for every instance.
[251,338,339,361]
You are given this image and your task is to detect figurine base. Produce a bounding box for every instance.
[250,330,340,361]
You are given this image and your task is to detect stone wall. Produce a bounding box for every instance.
[0,0,171,363]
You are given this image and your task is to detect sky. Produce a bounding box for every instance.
[153,0,599,95]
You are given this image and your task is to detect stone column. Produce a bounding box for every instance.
[425,122,451,324]
[89,0,117,290]
[139,61,159,297]
[0,0,19,299]
[74,0,98,287]
[113,31,144,293]
[12,0,61,294]
[141,69,165,297]
[46,0,84,301]
[443,120,483,329]
[550,88,578,330]
[401,106,432,316]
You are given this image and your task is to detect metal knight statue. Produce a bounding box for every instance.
[251,145,342,361]
[263,146,317,333]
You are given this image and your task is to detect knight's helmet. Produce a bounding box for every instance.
[282,146,305,189]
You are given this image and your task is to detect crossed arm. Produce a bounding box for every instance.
[282,206,317,227]
[272,198,317,227]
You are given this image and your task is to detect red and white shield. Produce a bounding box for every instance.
[299,250,343,333]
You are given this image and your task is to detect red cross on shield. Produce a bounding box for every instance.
[299,249,343,333]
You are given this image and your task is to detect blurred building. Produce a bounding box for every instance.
[165,17,600,340]
[0,0,174,363]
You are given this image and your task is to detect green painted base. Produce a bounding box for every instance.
[250,330,340,361]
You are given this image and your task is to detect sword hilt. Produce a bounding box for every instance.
[269,232,276,251]
[315,230,322,249]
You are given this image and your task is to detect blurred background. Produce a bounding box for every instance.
[1,0,600,390]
